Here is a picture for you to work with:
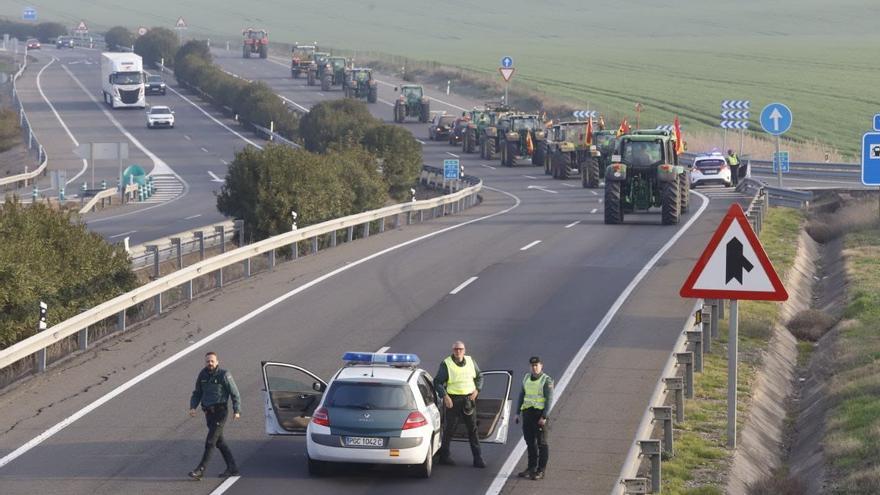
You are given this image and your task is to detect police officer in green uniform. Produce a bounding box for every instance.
[515,356,554,480]
[188,351,241,480]
[435,340,486,468]
[727,149,740,186]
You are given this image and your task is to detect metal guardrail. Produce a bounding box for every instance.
[0,171,481,379]
[1,51,48,190]
[128,219,236,271]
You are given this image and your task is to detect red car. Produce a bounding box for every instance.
[26,38,41,50]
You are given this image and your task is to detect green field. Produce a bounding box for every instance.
[3,0,879,155]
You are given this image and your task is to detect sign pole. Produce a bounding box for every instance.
[504,81,509,106]
[776,135,782,188]
[739,128,744,158]
[727,299,738,448]
[90,142,95,189]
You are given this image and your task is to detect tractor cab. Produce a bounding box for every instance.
[401,85,424,100]
[621,138,666,168]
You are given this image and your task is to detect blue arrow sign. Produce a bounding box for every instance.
[760,103,792,136]
[501,56,513,69]
[720,121,749,130]
[862,132,880,185]
[874,114,880,132]
[721,100,750,110]
[572,110,597,119]
[444,159,460,180]
[720,110,750,120]
[22,7,37,21]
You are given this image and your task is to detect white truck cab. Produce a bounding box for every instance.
[101,52,145,109]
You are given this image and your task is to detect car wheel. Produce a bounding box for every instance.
[415,436,433,478]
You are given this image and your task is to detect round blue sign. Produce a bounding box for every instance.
[501,56,513,69]
[759,103,792,136]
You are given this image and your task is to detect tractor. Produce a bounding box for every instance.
[498,114,545,167]
[542,121,601,182]
[603,130,690,226]
[317,56,348,91]
[474,104,514,160]
[290,44,317,81]
[343,68,378,103]
[242,29,268,59]
[586,129,619,187]
[393,85,430,123]
[460,108,488,154]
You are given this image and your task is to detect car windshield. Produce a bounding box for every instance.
[438,116,456,126]
[622,140,664,167]
[112,72,143,85]
[331,58,346,68]
[402,87,422,98]
[596,133,616,148]
[150,107,171,115]
[293,47,314,57]
[147,75,163,83]
[324,382,415,410]
[355,71,369,81]
[512,117,538,131]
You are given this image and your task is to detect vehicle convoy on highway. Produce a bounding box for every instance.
[317,55,348,91]
[393,84,431,123]
[242,28,269,58]
[542,121,601,184]
[344,67,378,103]
[262,352,512,478]
[101,52,145,109]
[291,43,317,80]
[498,113,545,168]
[603,129,689,225]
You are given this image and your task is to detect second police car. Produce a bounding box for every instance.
[690,151,733,188]
[262,352,512,478]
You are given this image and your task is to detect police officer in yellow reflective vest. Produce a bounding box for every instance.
[727,149,741,186]
[436,340,485,468]
[515,356,554,480]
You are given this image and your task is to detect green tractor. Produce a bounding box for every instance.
[498,114,545,167]
[603,130,690,226]
[343,68,378,103]
[460,108,489,154]
[317,56,348,91]
[290,44,317,80]
[541,121,600,182]
[477,104,514,160]
[393,85,430,123]
[585,129,619,187]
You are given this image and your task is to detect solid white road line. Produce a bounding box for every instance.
[526,185,558,194]
[484,190,711,495]
[184,214,202,220]
[449,276,478,295]
[481,164,496,170]
[446,152,459,158]
[108,230,136,239]
[209,475,241,494]
[562,183,576,187]
[35,58,88,184]
[522,175,537,179]
[564,221,580,229]
[378,98,394,107]
[0,184,523,470]
[591,208,598,214]
[416,139,425,145]
[200,147,209,153]
[208,171,224,183]
[590,190,598,196]
[376,346,391,353]
[520,240,541,251]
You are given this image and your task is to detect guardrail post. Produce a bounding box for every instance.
[117,309,126,332]
[147,245,162,315]
[36,347,47,372]
[194,231,206,261]
[347,226,354,243]
[363,221,370,238]
[379,217,385,233]
[235,220,251,277]
[331,230,337,247]
[419,209,424,223]
[652,406,674,458]
[686,330,703,373]
[676,352,694,399]
[171,237,183,270]
[621,478,649,494]
[638,439,662,493]
[718,298,725,320]
[268,249,276,268]
[78,327,89,351]
[215,226,226,288]
[312,236,318,254]
[664,377,685,423]
[701,305,712,353]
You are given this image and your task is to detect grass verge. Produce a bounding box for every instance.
[661,207,803,494]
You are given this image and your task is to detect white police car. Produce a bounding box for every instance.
[261,352,512,478]
[690,152,732,188]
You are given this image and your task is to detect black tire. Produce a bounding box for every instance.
[507,141,518,167]
[419,102,430,123]
[555,152,573,179]
[260,45,268,59]
[661,180,681,225]
[679,173,690,213]
[321,75,331,91]
[545,153,552,175]
[394,101,403,123]
[464,129,475,154]
[604,180,624,224]
[486,138,496,160]
[367,86,378,103]
[415,438,434,478]
[583,157,600,188]
[307,70,315,86]
[532,144,545,167]
[242,47,249,58]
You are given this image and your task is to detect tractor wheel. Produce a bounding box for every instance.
[555,152,573,179]
[393,101,403,123]
[679,173,690,214]
[583,157,600,188]
[464,130,475,154]
[242,46,249,58]
[479,140,486,159]
[344,86,351,99]
[486,139,496,160]
[507,141,518,167]
[367,86,378,103]
[544,153,552,175]
[532,144,545,168]
[419,101,430,123]
[661,180,682,225]
[307,70,316,86]
[321,75,331,91]
[260,45,268,59]
[604,181,624,225]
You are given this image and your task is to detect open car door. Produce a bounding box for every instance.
[450,369,513,444]
[261,361,327,436]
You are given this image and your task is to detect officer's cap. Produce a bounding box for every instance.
[529,356,542,364]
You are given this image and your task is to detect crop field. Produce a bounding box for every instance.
[3,0,879,156]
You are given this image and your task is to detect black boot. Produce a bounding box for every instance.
[219,467,240,478]
[188,466,205,480]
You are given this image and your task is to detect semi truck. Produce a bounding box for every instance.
[101,52,145,109]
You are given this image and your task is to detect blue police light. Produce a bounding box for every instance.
[342,352,420,365]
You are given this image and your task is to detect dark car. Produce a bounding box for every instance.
[428,114,456,141]
[145,74,166,95]
[56,37,75,49]
[449,116,470,145]
[26,38,41,50]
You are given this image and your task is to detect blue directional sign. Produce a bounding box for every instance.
[862,132,880,185]
[22,7,37,21]
[874,114,880,132]
[501,56,513,69]
[760,103,792,136]
[772,151,790,174]
[443,159,460,180]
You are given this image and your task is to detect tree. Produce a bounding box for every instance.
[362,124,423,200]
[34,22,66,42]
[134,27,179,68]
[299,100,377,153]
[175,39,211,69]
[327,148,388,212]
[104,26,134,52]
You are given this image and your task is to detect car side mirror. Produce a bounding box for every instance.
[393,86,398,92]
[313,382,325,392]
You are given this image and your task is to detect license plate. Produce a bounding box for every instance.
[701,169,718,174]
[344,436,385,447]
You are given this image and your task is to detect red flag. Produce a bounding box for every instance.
[617,119,630,137]
[673,116,684,155]
[585,118,593,146]
[526,131,534,155]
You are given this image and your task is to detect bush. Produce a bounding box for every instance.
[747,471,807,495]
[104,26,134,52]
[175,40,211,70]
[0,109,20,153]
[787,308,837,341]
[362,124,422,200]
[0,201,137,349]
[33,22,67,43]
[299,99,377,153]
[134,27,178,68]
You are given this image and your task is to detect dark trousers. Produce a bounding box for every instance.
[730,164,740,186]
[198,404,237,470]
[522,408,549,471]
[439,395,482,461]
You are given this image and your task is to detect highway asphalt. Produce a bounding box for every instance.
[0,45,758,495]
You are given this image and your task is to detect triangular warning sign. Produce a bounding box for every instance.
[76,21,88,32]
[680,203,788,301]
[499,67,515,82]
[175,17,187,29]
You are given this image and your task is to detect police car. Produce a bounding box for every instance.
[690,152,733,188]
[261,352,512,478]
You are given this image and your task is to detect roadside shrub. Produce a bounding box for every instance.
[0,108,20,153]
[806,200,879,243]
[747,471,807,495]
[104,26,134,52]
[175,40,211,70]
[787,308,837,341]
[134,27,179,68]
[362,124,422,200]
[33,22,66,43]
[299,99,377,153]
